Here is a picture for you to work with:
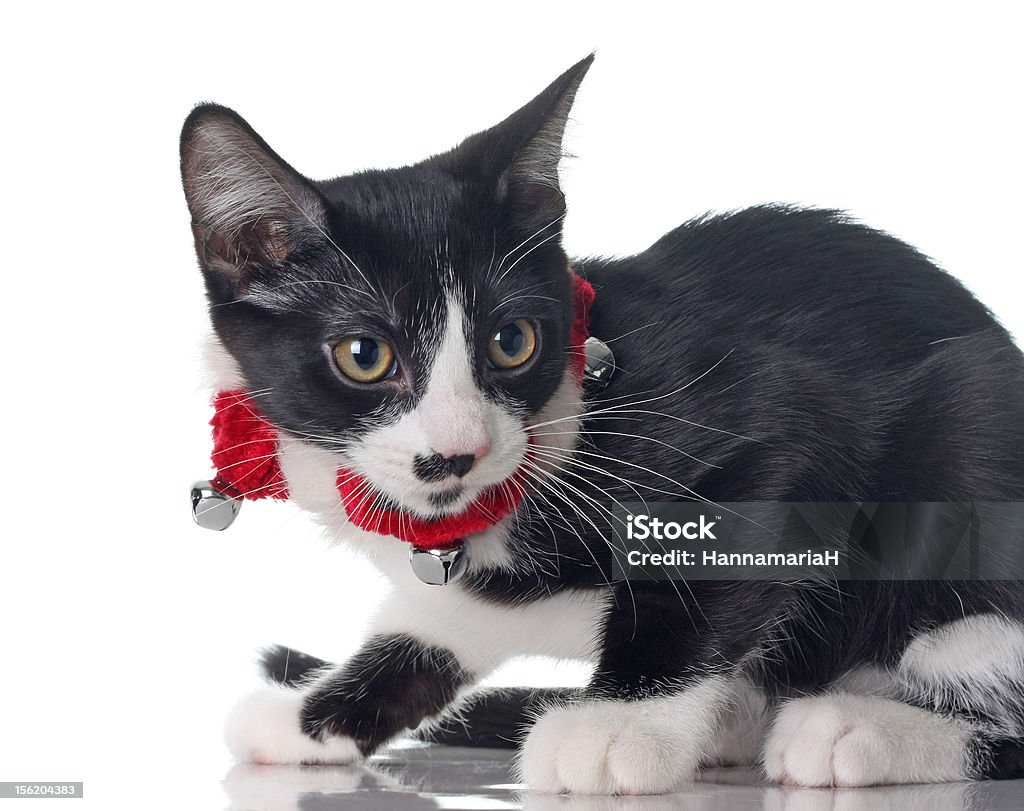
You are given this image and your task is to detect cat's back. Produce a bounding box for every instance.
[581,205,1018,372]
[577,204,1024,502]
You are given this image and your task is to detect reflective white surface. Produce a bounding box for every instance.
[223,743,1024,811]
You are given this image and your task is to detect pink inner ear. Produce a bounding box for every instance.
[208,267,594,546]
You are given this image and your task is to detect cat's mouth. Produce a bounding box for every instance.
[340,432,531,524]
[342,453,524,524]
[336,462,527,547]
[370,483,490,520]
[378,475,508,521]
[365,487,469,516]
[427,486,465,510]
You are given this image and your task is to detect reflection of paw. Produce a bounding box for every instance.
[225,686,362,765]
[518,700,703,795]
[223,763,370,811]
[763,694,967,787]
[521,794,690,811]
[761,782,980,811]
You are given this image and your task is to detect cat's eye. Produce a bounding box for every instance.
[333,337,397,383]
[488,319,537,370]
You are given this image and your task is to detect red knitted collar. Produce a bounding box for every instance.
[208,270,595,550]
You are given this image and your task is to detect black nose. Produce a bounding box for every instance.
[414,452,477,482]
[445,454,475,478]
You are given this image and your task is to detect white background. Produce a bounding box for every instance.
[1,2,1021,808]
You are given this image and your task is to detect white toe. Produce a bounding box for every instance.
[224,685,361,765]
[519,683,728,795]
[763,694,968,787]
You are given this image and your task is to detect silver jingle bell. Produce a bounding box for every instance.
[583,336,617,391]
[190,480,242,531]
[409,542,470,586]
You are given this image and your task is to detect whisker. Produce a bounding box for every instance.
[517,464,626,608]
[525,348,736,431]
[530,428,722,469]
[521,455,700,628]
[529,444,778,538]
[494,229,563,287]
[489,213,566,284]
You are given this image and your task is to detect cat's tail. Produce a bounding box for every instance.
[259,644,332,686]
[421,686,577,749]
[258,644,575,749]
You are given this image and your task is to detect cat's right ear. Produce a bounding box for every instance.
[179,105,326,292]
[441,55,594,230]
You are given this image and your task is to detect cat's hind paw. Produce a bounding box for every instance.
[763,694,968,787]
[225,685,362,765]
[517,700,702,795]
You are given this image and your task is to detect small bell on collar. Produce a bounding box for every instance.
[190,480,242,531]
[582,336,616,391]
[409,542,470,586]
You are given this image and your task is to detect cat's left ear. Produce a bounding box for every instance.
[444,55,594,229]
[179,104,327,293]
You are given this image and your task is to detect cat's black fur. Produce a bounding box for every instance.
[183,55,1024,785]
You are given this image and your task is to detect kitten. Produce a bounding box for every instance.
[181,55,1024,793]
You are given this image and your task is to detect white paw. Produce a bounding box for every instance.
[763,694,968,787]
[225,685,362,765]
[518,699,706,795]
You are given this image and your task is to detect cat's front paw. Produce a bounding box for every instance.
[225,685,362,765]
[763,694,968,787]
[518,700,701,795]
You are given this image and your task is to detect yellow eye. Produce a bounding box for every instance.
[333,337,397,383]
[488,319,537,369]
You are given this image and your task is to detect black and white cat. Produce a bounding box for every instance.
[181,56,1024,793]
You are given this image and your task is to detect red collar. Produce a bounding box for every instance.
[208,270,595,550]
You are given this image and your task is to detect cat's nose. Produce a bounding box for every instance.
[414,447,488,482]
[445,454,476,479]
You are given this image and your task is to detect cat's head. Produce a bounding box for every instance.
[181,57,592,523]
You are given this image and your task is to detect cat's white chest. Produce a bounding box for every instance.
[357,526,610,674]
[278,426,608,673]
